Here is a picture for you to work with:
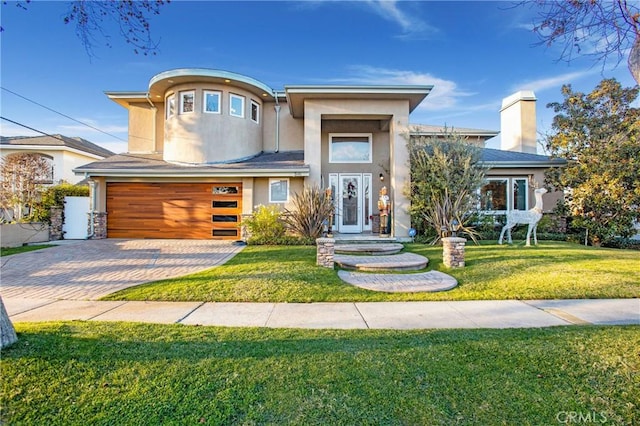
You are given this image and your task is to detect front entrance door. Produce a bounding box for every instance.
[339,174,362,233]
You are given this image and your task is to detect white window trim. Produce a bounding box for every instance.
[479,177,530,214]
[269,178,289,203]
[166,94,175,119]
[512,178,529,211]
[250,99,260,123]
[229,93,245,118]
[179,90,195,114]
[203,90,221,114]
[329,133,373,164]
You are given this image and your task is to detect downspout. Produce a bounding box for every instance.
[146,94,158,152]
[274,92,281,153]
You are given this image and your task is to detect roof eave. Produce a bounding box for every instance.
[73,168,310,178]
[483,161,566,168]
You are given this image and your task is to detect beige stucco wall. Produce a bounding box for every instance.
[127,103,157,153]
[252,177,305,211]
[262,101,304,152]
[163,84,263,164]
[485,167,563,213]
[301,98,411,238]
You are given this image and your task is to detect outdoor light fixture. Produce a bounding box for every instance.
[379,173,384,182]
[451,219,461,237]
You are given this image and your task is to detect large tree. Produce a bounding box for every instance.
[407,130,488,244]
[520,0,640,84]
[0,153,53,222]
[544,78,640,245]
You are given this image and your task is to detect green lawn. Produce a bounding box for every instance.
[1,322,638,425]
[102,241,640,302]
[0,244,52,257]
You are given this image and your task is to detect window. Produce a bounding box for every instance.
[203,91,221,114]
[480,178,529,212]
[250,100,260,123]
[180,91,195,114]
[213,186,239,194]
[269,178,289,203]
[166,94,175,118]
[513,178,528,210]
[230,94,245,118]
[329,134,372,163]
[481,179,508,211]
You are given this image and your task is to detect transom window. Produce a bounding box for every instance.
[180,91,195,114]
[203,91,221,114]
[230,94,245,118]
[329,134,372,163]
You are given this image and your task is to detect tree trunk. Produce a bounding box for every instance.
[0,296,18,349]
[629,35,640,86]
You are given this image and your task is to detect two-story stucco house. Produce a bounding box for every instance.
[75,68,563,241]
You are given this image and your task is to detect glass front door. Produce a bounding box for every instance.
[338,174,362,233]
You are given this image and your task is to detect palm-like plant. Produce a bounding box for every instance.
[283,185,334,240]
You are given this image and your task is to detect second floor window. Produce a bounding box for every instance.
[166,94,175,119]
[180,91,195,114]
[203,91,221,114]
[230,94,245,118]
[250,100,260,123]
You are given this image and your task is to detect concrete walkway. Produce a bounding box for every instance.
[4,297,639,329]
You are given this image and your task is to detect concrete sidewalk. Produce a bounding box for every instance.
[5,297,639,329]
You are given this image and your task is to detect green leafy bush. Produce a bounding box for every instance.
[242,205,286,244]
[26,182,89,223]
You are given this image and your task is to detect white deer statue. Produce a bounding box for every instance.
[498,188,548,246]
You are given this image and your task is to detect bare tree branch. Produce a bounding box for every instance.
[518,0,640,84]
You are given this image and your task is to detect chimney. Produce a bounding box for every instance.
[500,91,537,154]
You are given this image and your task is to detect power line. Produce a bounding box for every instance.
[1,86,127,142]
[1,116,78,144]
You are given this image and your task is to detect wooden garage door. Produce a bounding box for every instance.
[106,182,242,240]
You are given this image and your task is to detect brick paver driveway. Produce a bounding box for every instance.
[0,239,244,300]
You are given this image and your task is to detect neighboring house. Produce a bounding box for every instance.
[0,134,115,185]
[75,68,564,241]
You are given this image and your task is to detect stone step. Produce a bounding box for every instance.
[338,270,457,293]
[334,243,404,256]
[334,252,428,272]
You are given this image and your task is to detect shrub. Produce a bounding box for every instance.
[282,185,334,240]
[26,182,89,223]
[242,205,286,244]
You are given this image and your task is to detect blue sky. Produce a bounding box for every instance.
[1,0,637,154]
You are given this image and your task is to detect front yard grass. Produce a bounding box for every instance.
[2,322,638,425]
[0,244,52,257]
[102,241,640,302]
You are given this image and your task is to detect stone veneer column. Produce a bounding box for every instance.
[442,237,466,268]
[49,206,63,240]
[316,237,335,268]
[90,212,108,239]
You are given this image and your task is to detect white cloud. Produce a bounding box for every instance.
[364,0,436,38]
[510,70,596,93]
[339,65,474,110]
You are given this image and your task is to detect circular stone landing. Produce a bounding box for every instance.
[338,270,458,293]
[334,252,428,272]
[334,243,404,256]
